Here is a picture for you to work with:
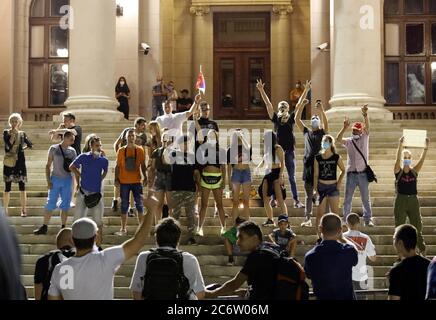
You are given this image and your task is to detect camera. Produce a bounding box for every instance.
[140,43,151,55]
[317,42,329,51]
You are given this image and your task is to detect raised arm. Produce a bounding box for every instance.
[295,80,311,110]
[318,102,329,133]
[413,138,430,173]
[121,196,157,261]
[295,99,310,132]
[186,92,202,119]
[256,79,274,119]
[394,136,404,174]
[362,104,370,134]
[336,117,351,145]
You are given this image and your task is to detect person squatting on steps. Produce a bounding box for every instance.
[3,113,33,217]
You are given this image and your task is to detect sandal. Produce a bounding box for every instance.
[21,211,27,217]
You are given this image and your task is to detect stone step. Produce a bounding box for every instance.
[5,196,436,207]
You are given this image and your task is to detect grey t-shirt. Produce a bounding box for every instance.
[130,247,205,299]
[48,144,77,178]
[48,246,125,300]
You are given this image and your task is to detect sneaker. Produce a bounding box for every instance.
[115,229,127,236]
[70,201,76,208]
[262,219,275,227]
[300,219,312,227]
[294,201,305,209]
[196,228,204,237]
[269,199,277,208]
[187,237,197,245]
[364,220,375,227]
[111,199,118,212]
[227,256,235,266]
[33,225,48,235]
[128,208,136,217]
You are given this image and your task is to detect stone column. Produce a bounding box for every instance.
[63,0,123,121]
[327,0,392,120]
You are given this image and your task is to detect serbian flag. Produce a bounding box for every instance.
[195,65,206,94]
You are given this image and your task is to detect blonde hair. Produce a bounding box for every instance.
[8,113,23,128]
[83,134,98,153]
[148,121,162,148]
[321,134,337,154]
[402,149,412,158]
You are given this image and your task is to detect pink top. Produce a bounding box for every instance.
[343,133,369,173]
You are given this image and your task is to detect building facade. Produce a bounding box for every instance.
[0,0,435,122]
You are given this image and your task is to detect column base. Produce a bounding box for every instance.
[59,95,125,122]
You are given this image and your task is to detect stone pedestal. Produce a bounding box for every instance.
[327,0,392,121]
[63,0,123,122]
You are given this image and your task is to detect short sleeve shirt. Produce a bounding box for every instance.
[48,246,125,300]
[48,144,77,179]
[130,248,205,299]
[116,146,145,184]
[272,228,296,251]
[72,152,109,193]
[270,112,296,152]
[152,84,167,106]
[303,127,325,166]
[343,230,376,281]
[343,133,369,172]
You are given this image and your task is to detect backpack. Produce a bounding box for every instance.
[259,247,309,300]
[40,250,72,300]
[141,248,191,300]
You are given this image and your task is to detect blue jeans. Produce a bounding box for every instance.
[151,104,164,120]
[343,172,372,222]
[285,150,299,201]
[120,183,144,215]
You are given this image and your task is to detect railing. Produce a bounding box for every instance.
[21,108,64,122]
[386,107,436,120]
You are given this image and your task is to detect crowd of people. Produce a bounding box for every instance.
[1,78,435,301]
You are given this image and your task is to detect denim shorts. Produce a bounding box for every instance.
[318,182,339,204]
[45,176,73,212]
[231,168,251,185]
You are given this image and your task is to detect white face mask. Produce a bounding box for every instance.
[352,134,361,140]
[311,118,320,128]
[93,151,101,157]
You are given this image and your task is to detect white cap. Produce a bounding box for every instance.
[72,218,97,240]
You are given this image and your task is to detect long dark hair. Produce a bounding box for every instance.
[115,76,130,92]
[320,134,337,155]
[264,130,277,163]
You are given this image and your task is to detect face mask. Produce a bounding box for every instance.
[93,151,101,157]
[322,142,330,150]
[120,81,125,86]
[403,159,412,166]
[352,134,361,140]
[311,118,320,128]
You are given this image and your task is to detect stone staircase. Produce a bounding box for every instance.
[2,119,436,299]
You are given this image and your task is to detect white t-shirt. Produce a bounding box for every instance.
[343,230,376,281]
[130,247,205,300]
[156,112,188,136]
[48,246,125,300]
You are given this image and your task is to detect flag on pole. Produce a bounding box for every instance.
[195,65,206,94]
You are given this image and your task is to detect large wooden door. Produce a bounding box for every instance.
[213,12,271,120]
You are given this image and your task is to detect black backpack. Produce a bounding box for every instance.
[260,248,310,300]
[141,248,191,300]
[40,249,74,300]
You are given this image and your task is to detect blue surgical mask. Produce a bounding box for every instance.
[352,134,361,140]
[322,142,330,150]
[403,159,412,166]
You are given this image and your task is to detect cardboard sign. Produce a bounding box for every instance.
[403,129,427,148]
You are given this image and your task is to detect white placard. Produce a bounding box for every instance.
[403,129,427,148]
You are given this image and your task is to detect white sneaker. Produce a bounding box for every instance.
[220,227,226,235]
[300,219,312,227]
[70,201,76,208]
[115,229,127,236]
[196,228,204,237]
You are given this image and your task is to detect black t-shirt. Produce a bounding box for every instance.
[170,151,196,192]
[176,97,194,112]
[71,125,82,155]
[194,118,220,150]
[316,153,340,181]
[240,243,281,300]
[388,255,431,300]
[395,170,418,195]
[151,147,172,173]
[270,112,295,152]
[303,127,325,166]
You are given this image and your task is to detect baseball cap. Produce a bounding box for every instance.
[278,214,289,223]
[72,218,98,240]
[352,122,364,131]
